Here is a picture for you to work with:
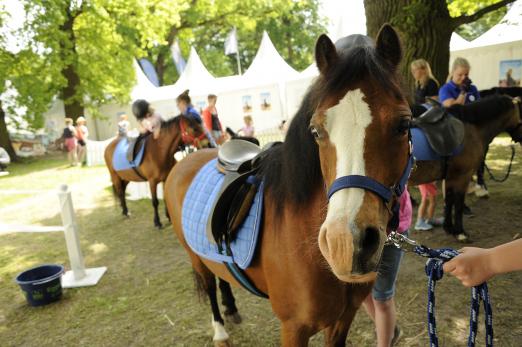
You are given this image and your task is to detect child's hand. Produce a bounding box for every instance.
[443,247,495,287]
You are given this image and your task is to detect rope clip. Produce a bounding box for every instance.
[385,230,420,252]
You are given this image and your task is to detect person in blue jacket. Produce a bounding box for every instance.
[176,90,216,147]
[176,90,203,124]
[439,57,488,202]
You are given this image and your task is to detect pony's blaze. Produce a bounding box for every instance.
[317,89,383,283]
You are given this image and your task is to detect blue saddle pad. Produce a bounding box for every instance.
[411,127,463,161]
[182,159,264,269]
[112,138,145,171]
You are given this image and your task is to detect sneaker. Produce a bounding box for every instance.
[467,182,477,194]
[414,219,433,231]
[475,185,489,198]
[463,204,474,217]
[391,325,403,346]
[428,217,444,227]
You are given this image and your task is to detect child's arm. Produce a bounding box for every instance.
[443,238,522,287]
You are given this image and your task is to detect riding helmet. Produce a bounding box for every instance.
[132,99,150,120]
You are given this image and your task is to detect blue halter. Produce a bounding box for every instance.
[327,138,414,204]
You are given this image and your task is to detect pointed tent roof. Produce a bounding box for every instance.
[242,31,300,85]
[468,1,522,48]
[147,47,216,101]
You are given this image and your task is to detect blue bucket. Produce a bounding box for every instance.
[15,264,65,307]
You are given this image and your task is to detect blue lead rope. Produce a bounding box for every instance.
[412,245,494,347]
[386,232,493,346]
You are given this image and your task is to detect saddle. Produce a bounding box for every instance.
[126,133,149,162]
[207,140,280,251]
[412,104,464,157]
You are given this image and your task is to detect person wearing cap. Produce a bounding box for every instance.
[75,116,89,166]
[132,99,162,139]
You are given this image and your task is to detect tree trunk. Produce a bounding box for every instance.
[62,64,84,121]
[0,101,18,161]
[59,7,84,122]
[364,0,453,95]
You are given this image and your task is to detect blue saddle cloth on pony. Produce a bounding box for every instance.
[411,128,463,161]
[182,159,264,269]
[112,138,146,171]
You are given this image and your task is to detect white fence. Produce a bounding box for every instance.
[0,185,107,288]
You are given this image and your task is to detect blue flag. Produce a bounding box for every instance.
[171,40,186,74]
[138,58,160,87]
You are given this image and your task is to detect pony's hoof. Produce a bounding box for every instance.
[123,212,131,218]
[214,340,232,347]
[155,223,163,230]
[455,232,472,243]
[225,312,242,324]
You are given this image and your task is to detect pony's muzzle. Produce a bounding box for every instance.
[319,218,382,283]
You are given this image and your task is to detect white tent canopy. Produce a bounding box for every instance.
[468,1,522,48]
[450,33,472,51]
[242,31,300,86]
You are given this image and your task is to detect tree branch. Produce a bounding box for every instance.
[451,0,516,28]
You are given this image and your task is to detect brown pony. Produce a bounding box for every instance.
[165,25,412,346]
[410,96,522,241]
[104,115,210,228]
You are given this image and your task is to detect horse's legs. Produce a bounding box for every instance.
[149,180,162,229]
[443,186,455,234]
[324,283,373,347]
[111,172,129,216]
[281,321,313,347]
[218,279,241,323]
[164,181,171,222]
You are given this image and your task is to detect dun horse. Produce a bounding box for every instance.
[410,95,522,241]
[165,25,413,346]
[105,115,210,228]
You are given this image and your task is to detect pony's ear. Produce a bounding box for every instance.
[376,24,402,69]
[315,34,337,75]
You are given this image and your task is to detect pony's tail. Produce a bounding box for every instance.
[192,270,208,303]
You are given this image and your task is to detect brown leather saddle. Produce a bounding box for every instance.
[126,133,150,162]
[412,104,465,157]
[207,140,280,250]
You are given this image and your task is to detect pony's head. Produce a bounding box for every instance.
[311,25,411,283]
[507,97,522,143]
[175,115,211,149]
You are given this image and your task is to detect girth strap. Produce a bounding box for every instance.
[224,262,268,298]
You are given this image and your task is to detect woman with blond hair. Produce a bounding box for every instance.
[75,116,89,166]
[411,59,439,105]
[62,118,78,166]
[439,57,480,107]
[440,57,487,203]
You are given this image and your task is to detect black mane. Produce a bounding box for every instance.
[448,95,514,124]
[260,34,402,213]
[160,115,181,129]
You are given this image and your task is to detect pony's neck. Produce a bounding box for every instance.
[477,108,514,144]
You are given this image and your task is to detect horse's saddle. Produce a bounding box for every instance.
[112,135,148,172]
[412,105,464,157]
[208,140,281,249]
[126,134,149,162]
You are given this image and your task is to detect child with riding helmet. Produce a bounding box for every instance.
[132,99,162,139]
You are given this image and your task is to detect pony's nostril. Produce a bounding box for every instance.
[362,227,380,253]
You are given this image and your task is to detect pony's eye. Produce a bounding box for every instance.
[397,118,411,134]
[310,126,321,139]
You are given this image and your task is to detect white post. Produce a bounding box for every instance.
[58,184,107,288]
[58,184,86,280]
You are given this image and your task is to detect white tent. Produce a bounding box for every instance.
[450,33,472,51]
[450,1,522,88]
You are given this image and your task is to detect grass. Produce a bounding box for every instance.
[0,140,521,346]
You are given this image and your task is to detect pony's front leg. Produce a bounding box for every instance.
[149,180,162,229]
[281,321,314,347]
[453,191,471,243]
[443,187,455,234]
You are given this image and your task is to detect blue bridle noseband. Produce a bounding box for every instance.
[326,133,414,207]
